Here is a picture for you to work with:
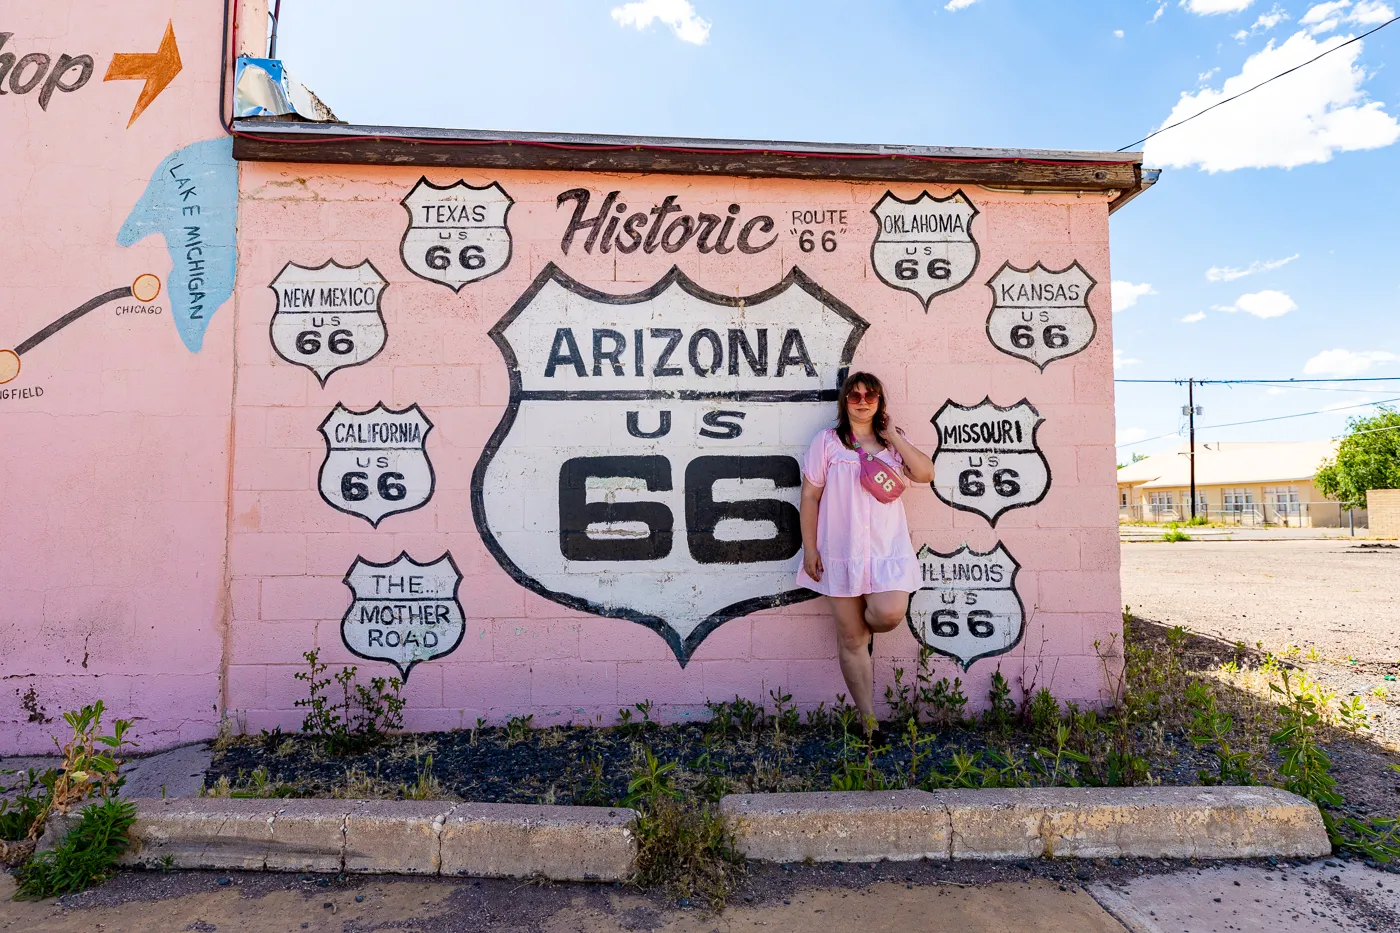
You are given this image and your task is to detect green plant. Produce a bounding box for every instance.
[293,650,405,755]
[1,769,54,842]
[830,726,891,792]
[15,797,137,899]
[983,670,1015,734]
[1030,724,1089,787]
[1315,406,1400,509]
[885,666,920,727]
[769,688,799,738]
[1185,682,1256,786]
[1161,524,1191,542]
[1025,687,1061,740]
[927,677,968,727]
[1187,514,1209,526]
[401,754,443,800]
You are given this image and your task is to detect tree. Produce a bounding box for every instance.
[1315,406,1400,509]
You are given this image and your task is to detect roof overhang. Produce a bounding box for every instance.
[230,120,1156,212]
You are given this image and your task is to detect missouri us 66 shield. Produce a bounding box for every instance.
[400,178,512,291]
[870,190,979,310]
[342,551,464,680]
[907,543,1024,671]
[473,263,867,665]
[319,403,435,527]
[931,398,1049,526]
[985,261,1097,369]
[268,259,388,385]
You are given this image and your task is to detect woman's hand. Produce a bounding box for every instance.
[803,548,824,582]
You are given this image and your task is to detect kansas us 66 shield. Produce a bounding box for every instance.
[907,543,1024,670]
[400,178,513,291]
[473,264,867,664]
[931,398,1050,526]
[985,261,1098,369]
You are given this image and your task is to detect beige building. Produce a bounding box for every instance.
[1116,441,1357,527]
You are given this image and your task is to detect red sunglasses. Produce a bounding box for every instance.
[846,388,880,404]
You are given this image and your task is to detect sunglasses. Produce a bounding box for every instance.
[845,388,880,404]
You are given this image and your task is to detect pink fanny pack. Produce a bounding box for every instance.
[854,441,906,504]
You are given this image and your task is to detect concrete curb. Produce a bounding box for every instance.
[721,786,1331,863]
[118,798,638,881]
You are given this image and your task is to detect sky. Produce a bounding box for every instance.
[267,0,1400,459]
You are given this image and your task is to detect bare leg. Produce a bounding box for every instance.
[864,590,911,634]
[829,596,876,723]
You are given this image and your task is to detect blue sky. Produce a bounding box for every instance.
[269,0,1400,458]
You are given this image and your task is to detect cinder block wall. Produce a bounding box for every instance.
[1367,489,1400,539]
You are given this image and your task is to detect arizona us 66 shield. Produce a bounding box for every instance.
[907,543,1025,670]
[472,263,867,664]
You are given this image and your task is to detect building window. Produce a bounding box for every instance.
[1223,488,1254,512]
[1265,486,1300,515]
[1120,490,1129,507]
[1148,492,1174,512]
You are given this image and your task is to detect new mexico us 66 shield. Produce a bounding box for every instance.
[472,263,867,665]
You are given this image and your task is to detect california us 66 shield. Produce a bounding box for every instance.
[907,543,1024,671]
[932,398,1049,526]
[342,552,464,680]
[319,403,435,527]
[986,261,1097,369]
[473,263,867,664]
[870,190,979,310]
[269,259,387,385]
[400,177,512,291]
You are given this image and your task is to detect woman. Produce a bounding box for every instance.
[797,371,935,731]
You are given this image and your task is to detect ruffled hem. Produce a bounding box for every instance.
[795,555,919,598]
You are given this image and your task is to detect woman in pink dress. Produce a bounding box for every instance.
[797,371,934,730]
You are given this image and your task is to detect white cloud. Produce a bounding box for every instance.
[1182,311,1208,323]
[611,0,711,44]
[1301,1,1395,34]
[1143,29,1400,171]
[1182,0,1255,13]
[1114,349,1142,369]
[1198,67,1221,82]
[946,0,982,10]
[1255,4,1291,29]
[1115,29,1126,37]
[1303,348,1400,376]
[1351,1,1397,25]
[1213,289,1298,318]
[1117,427,1150,445]
[1112,280,1157,312]
[1152,3,1168,23]
[1205,253,1300,281]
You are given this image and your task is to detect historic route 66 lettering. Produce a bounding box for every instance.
[931,398,1050,525]
[318,403,435,527]
[400,178,513,291]
[985,261,1098,369]
[907,543,1025,670]
[268,260,387,385]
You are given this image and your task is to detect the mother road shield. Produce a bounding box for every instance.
[472,264,867,665]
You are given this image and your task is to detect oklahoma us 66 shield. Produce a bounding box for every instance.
[985,261,1098,369]
[400,177,512,291]
[907,543,1024,670]
[268,259,388,385]
[473,263,867,664]
[931,398,1050,526]
[318,403,435,527]
[342,552,464,680]
[870,190,979,310]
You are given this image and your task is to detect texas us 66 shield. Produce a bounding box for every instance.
[907,543,1024,670]
[473,263,867,665]
[319,403,435,527]
[400,178,512,291]
[931,398,1049,526]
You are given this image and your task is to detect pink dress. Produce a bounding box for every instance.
[795,427,920,598]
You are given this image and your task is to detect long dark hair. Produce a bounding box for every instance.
[834,370,888,450]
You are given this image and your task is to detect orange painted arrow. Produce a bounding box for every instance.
[104,21,182,128]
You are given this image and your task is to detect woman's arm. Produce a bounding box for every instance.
[800,478,824,581]
[883,421,935,484]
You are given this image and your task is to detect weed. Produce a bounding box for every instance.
[769,688,799,739]
[505,714,535,745]
[293,650,405,755]
[15,798,137,899]
[885,666,919,728]
[927,677,968,727]
[1025,687,1061,741]
[1030,723,1089,787]
[0,769,54,843]
[401,754,443,800]
[983,669,1015,734]
[1161,524,1191,542]
[1185,682,1256,786]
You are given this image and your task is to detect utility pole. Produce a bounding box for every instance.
[1188,378,1197,521]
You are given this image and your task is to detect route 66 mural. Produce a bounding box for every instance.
[985,261,1097,369]
[318,403,436,527]
[472,263,867,664]
[268,260,387,385]
[931,398,1050,525]
[341,552,464,679]
[870,190,979,310]
[400,178,513,291]
[907,543,1025,670]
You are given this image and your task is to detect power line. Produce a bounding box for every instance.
[1115,377,1400,384]
[1118,15,1400,151]
[1195,396,1400,431]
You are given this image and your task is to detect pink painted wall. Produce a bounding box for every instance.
[0,2,232,753]
[228,164,1123,733]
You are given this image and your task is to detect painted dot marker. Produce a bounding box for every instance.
[0,349,20,385]
[132,273,162,303]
